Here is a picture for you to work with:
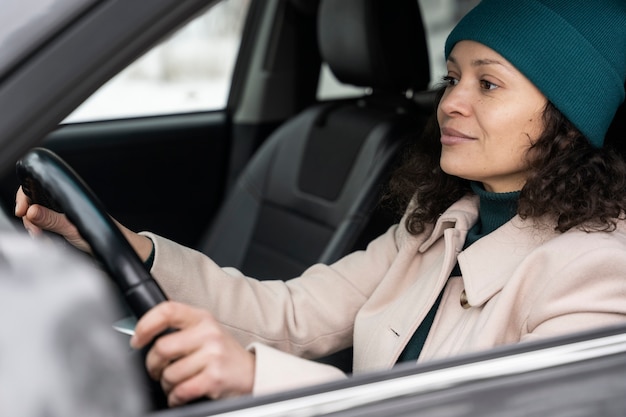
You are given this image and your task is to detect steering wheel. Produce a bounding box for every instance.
[15,147,169,320]
[16,147,179,408]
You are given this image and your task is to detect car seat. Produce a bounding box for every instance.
[197,0,432,283]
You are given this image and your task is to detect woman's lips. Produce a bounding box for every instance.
[440,127,476,145]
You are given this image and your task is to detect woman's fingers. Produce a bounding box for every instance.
[131,302,186,350]
[144,325,205,382]
[132,301,256,404]
[159,347,207,398]
[161,326,255,402]
[14,187,29,217]
[167,367,215,407]
[15,186,92,252]
[136,302,219,380]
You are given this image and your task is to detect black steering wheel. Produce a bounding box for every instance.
[15,147,169,320]
[15,147,213,409]
[16,147,179,408]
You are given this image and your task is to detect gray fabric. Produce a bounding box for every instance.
[0,233,146,416]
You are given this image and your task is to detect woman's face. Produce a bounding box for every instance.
[437,40,548,193]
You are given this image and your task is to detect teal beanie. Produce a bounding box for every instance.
[445,0,626,147]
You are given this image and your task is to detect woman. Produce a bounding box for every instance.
[15,0,626,407]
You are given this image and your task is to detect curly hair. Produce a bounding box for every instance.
[385,89,626,235]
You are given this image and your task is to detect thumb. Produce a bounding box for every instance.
[24,203,92,253]
[26,204,58,229]
[26,204,78,239]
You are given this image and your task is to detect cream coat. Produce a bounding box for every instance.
[144,195,626,395]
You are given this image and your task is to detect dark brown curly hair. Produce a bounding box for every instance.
[385,88,626,235]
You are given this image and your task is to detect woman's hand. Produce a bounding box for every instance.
[15,186,154,260]
[15,186,92,252]
[130,301,255,406]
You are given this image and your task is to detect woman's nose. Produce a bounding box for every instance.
[438,83,471,117]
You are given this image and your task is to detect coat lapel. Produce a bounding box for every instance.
[458,216,558,307]
[360,196,480,369]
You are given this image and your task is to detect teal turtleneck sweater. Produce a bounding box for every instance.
[464,182,521,249]
[396,182,520,363]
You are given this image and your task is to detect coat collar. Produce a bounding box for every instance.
[371,195,557,368]
[415,194,559,307]
[417,195,479,254]
[458,214,558,307]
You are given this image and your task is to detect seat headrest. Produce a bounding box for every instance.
[317,0,430,93]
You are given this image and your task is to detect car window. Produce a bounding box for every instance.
[64,0,250,123]
[317,0,479,99]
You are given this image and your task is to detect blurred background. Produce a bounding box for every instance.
[65,0,479,124]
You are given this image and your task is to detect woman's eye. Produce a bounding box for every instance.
[480,80,498,90]
[442,75,458,87]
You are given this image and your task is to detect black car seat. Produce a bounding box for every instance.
[197,0,431,281]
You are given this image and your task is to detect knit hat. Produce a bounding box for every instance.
[445,0,626,148]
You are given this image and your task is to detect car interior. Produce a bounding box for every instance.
[7,0,439,379]
[196,0,431,281]
[0,0,438,286]
[0,0,625,415]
